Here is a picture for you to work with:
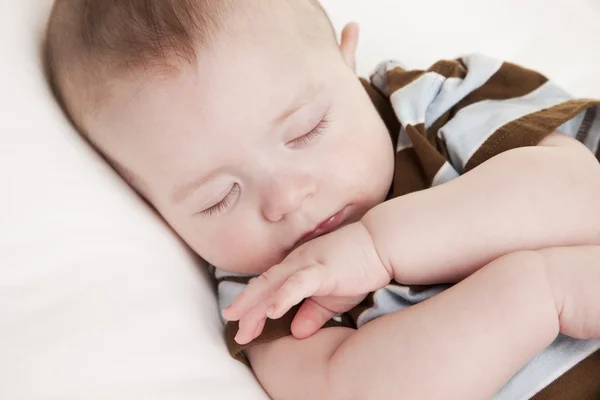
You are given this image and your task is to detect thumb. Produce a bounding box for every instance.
[290,298,337,339]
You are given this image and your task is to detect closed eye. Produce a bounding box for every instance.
[287,113,330,148]
[198,183,240,217]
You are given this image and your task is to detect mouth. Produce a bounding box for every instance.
[291,206,348,251]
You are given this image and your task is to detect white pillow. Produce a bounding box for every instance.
[1,1,599,399]
[0,1,266,399]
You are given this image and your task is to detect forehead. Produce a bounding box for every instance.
[92,22,341,188]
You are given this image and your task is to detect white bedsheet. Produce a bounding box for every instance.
[1,1,599,399]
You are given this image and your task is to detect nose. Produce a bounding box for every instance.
[261,170,316,222]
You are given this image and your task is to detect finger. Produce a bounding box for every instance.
[235,303,269,345]
[253,317,267,341]
[290,298,337,339]
[266,265,328,320]
[223,265,290,321]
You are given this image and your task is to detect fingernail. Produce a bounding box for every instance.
[234,332,243,344]
[266,305,276,317]
[303,319,317,329]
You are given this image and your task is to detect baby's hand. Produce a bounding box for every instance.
[222,221,392,344]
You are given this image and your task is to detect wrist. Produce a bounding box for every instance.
[359,208,395,282]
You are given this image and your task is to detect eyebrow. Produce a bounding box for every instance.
[170,168,223,205]
[271,82,324,126]
[170,83,324,205]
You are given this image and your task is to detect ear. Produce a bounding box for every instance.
[339,22,360,72]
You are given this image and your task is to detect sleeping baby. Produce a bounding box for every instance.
[45,0,600,398]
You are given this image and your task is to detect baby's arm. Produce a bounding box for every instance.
[248,250,556,399]
[248,245,600,400]
[225,132,600,343]
[363,132,600,285]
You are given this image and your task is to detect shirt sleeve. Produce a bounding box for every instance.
[370,53,600,197]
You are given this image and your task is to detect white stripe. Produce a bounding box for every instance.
[439,80,573,172]
[556,109,584,139]
[217,280,246,312]
[395,127,413,152]
[494,338,600,400]
[431,161,459,187]
[426,53,503,126]
[356,284,448,328]
[555,107,600,154]
[425,77,462,129]
[389,71,446,127]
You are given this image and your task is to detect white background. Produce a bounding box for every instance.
[1,1,599,399]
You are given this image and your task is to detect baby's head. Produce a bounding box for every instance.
[46,0,394,274]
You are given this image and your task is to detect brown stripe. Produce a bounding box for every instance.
[391,147,429,197]
[465,100,600,172]
[427,112,453,159]
[406,124,447,185]
[387,59,466,96]
[387,69,428,93]
[428,59,467,80]
[427,61,548,151]
[364,60,467,166]
[360,78,401,149]
[531,350,600,400]
[456,61,548,111]
[576,106,597,143]
[216,275,252,285]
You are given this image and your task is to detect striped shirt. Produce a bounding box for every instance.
[212,53,600,399]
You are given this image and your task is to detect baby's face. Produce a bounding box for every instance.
[91,21,394,275]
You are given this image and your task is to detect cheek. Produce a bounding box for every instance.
[336,112,393,173]
[331,84,394,176]
[331,109,394,203]
[178,215,285,275]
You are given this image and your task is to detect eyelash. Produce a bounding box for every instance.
[199,183,241,217]
[288,113,331,147]
[199,114,331,217]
